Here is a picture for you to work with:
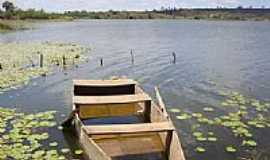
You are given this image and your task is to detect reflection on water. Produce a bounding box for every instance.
[1,20,270,160]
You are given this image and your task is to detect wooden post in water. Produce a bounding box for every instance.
[130,49,134,64]
[63,55,66,66]
[100,58,103,66]
[0,63,2,70]
[172,52,176,64]
[39,54,44,68]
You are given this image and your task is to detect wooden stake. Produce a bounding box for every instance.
[63,55,66,66]
[172,52,176,64]
[130,49,134,64]
[40,54,44,68]
[0,63,2,70]
[100,58,103,66]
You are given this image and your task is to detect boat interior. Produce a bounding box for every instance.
[73,79,180,160]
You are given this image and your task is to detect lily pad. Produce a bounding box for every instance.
[193,132,203,137]
[203,107,214,112]
[195,147,206,153]
[61,148,70,153]
[169,108,181,113]
[49,142,58,147]
[176,113,191,120]
[208,137,217,142]
[58,126,63,130]
[196,137,207,142]
[75,149,83,155]
[242,140,257,147]
[225,146,237,153]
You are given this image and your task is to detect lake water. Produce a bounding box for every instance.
[1,20,270,160]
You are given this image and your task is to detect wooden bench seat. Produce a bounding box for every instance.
[73,79,137,87]
[73,94,151,105]
[83,122,174,135]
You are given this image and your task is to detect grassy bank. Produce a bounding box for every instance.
[0,22,12,30]
[0,20,30,32]
[0,42,89,93]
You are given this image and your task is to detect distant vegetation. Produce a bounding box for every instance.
[0,1,72,20]
[0,0,270,30]
[64,8,270,21]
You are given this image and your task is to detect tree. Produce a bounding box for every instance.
[237,5,243,9]
[2,1,15,12]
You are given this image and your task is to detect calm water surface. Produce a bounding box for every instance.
[0,20,270,160]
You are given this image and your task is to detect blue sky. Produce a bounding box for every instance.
[1,0,270,12]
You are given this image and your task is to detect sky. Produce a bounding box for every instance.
[1,0,270,12]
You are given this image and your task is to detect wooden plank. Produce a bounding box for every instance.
[144,100,151,122]
[74,84,136,96]
[165,130,173,158]
[95,133,164,157]
[78,103,142,119]
[155,87,169,119]
[168,131,186,160]
[73,94,151,105]
[80,128,112,160]
[73,79,137,87]
[83,122,174,135]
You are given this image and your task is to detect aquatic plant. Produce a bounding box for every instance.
[195,146,206,153]
[173,90,270,157]
[203,107,214,112]
[225,146,237,153]
[169,108,181,113]
[0,106,81,159]
[242,140,257,147]
[0,42,89,92]
[75,149,83,155]
[176,113,191,120]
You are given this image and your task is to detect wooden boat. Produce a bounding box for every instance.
[71,79,186,160]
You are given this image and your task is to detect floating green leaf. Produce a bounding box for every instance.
[195,147,206,153]
[193,132,203,137]
[176,113,191,120]
[196,137,207,142]
[225,146,237,153]
[169,108,181,113]
[61,148,70,153]
[203,107,214,112]
[75,149,83,155]
[58,126,63,130]
[242,140,257,147]
[208,137,217,142]
[49,142,58,147]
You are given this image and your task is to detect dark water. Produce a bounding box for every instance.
[1,20,270,160]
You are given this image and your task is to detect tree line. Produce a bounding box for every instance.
[1,1,270,20]
[0,1,71,20]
